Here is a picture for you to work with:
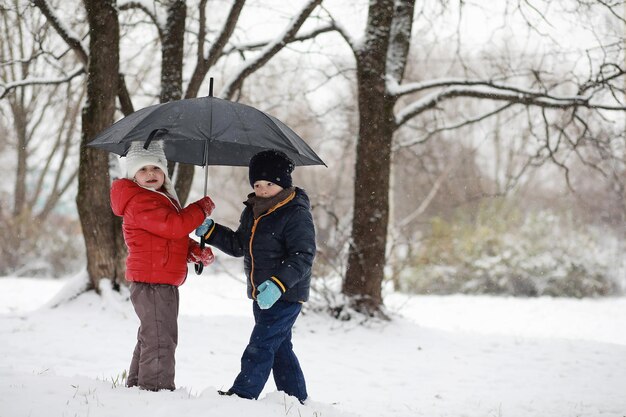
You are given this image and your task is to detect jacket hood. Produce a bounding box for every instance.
[273,187,312,214]
[291,187,311,210]
[111,178,167,216]
[110,178,138,216]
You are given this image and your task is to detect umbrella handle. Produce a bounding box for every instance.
[194,235,206,275]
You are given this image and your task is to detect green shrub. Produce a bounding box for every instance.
[399,203,621,297]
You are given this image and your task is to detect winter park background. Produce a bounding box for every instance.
[2,1,626,416]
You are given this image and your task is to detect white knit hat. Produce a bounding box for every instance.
[125,140,179,204]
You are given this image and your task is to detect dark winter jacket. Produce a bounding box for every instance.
[110,178,206,286]
[205,187,316,302]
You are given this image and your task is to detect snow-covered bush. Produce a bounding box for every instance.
[398,207,622,297]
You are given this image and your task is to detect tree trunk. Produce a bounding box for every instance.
[77,0,121,291]
[174,164,194,205]
[159,0,195,205]
[342,0,396,315]
[12,102,27,217]
[160,0,185,103]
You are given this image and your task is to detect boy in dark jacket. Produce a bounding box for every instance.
[110,140,216,391]
[197,149,316,403]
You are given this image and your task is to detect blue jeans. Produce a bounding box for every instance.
[230,301,307,402]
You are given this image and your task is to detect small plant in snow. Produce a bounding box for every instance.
[109,369,127,388]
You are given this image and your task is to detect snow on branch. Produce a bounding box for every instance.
[219,0,323,99]
[388,76,538,97]
[395,84,626,128]
[388,66,626,100]
[319,5,359,52]
[0,67,85,100]
[32,0,88,65]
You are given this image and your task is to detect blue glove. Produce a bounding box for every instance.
[195,218,214,237]
[256,280,283,309]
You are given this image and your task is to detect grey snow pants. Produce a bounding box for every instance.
[126,282,179,391]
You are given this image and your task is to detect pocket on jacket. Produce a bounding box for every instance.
[161,241,170,266]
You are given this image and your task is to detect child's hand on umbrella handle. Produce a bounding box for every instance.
[192,215,213,275]
[188,244,215,266]
[195,218,214,238]
[195,196,215,216]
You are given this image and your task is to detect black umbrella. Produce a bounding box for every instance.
[87,96,325,167]
[88,84,325,273]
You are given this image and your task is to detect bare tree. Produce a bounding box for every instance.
[329,0,626,315]
[75,0,121,290]
[0,2,83,275]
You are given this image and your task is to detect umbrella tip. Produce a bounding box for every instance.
[209,77,214,97]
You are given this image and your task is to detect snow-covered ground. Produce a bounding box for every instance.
[1,267,625,417]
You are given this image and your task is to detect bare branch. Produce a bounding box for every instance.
[221,24,336,56]
[33,0,139,116]
[117,73,134,115]
[36,166,79,222]
[319,5,358,52]
[28,101,66,209]
[395,84,626,128]
[395,103,515,148]
[220,0,324,99]
[36,86,84,221]
[0,66,84,99]
[32,0,88,65]
[185,0,246,98]
[118,1,162,38]
[196,0,208,64]
[396,164,451,228]
[390,74,544,97]
[592,0,626,23]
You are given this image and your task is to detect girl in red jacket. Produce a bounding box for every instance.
[110,140,215,391]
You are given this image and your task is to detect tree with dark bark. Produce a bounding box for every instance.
[76,0,122,291]
[329,0,414,316]
[331,0,626,316]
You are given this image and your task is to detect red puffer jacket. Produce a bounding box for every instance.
[110,178,205,286]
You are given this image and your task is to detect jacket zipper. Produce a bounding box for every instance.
[248,191,296,299]
[139,185,181,212]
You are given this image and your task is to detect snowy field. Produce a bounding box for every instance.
[1,267,625,417]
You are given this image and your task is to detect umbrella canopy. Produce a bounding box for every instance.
[87,96,325,167]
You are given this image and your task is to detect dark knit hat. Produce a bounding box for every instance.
[248,149,295,189]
